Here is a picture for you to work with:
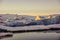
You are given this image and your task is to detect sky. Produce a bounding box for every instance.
[0,0,60,16]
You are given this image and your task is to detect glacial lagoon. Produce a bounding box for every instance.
[1,32,60,40]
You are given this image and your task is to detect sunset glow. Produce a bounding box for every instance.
[0,0,60,16]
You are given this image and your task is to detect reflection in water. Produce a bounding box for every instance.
[1,32,60,40]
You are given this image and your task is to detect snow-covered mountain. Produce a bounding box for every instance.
[0,14,35,20]
[0,14,60,32]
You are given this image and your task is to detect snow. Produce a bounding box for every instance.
[49,24,60,28]
[0,25,49,31]
[0,32,13,36]
[0,24,60,31]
